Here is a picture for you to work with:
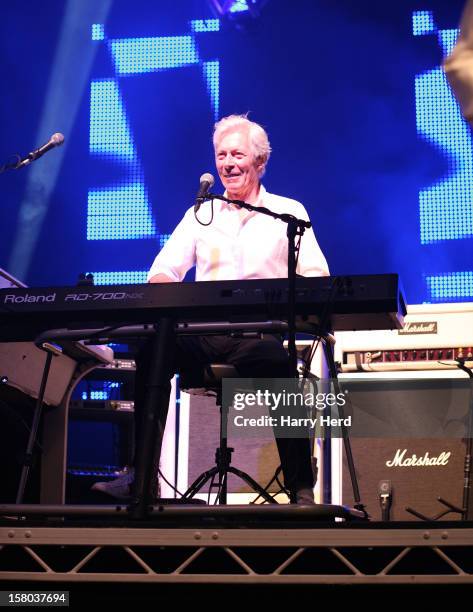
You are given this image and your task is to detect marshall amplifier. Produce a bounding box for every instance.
[340,437,467,521]
[333,302,473,521]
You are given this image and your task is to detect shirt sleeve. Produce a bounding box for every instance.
[444,0,473,126]
[147,207,197,282]
[293,202,330,277]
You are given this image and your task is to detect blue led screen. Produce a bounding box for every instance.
[0,0,470,304]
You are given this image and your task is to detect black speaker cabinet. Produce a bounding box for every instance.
[185,393,281,494]
[338,372,473,520]
[342,437,468,520]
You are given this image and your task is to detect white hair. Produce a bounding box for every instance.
[213,114,271,176]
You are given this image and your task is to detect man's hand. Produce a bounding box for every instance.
[148,273,175,283]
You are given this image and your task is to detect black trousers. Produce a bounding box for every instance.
[134,334,315,494]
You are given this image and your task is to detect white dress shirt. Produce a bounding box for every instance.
[147,186,329,281]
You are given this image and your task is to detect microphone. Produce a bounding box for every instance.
[194,172,214,213]
[16,132,65,169]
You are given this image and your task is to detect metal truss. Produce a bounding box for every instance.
[2,525,473,584]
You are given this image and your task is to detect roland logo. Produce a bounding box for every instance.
[386,448,450,467]
[398,321,437,335]
[4,293,56,304]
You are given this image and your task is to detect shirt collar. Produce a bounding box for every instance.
[221,184,267,209]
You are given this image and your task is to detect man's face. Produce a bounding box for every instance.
[215,130,263,199]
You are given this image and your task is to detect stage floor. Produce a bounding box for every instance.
[1,504,473,584]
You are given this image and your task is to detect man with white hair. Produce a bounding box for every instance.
[93,114,329,504]
[444,0,473,126]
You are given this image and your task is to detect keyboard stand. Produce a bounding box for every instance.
[130,317,176,519]
[15,343,62,504]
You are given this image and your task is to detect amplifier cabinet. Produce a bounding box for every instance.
[333,301,473,520]
[334,370,471,520]
[340,434,466,521]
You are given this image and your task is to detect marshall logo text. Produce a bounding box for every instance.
[398,321,437,335]
[386,448,451,467]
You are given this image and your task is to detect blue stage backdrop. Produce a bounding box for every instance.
[0,0,470,305]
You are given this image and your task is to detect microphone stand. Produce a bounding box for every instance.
[406,359,473,521]
[207,193,310,377]
[207,193,367,512]
[455,359,473,520]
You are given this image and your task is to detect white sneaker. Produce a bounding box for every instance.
[91,468,134,500]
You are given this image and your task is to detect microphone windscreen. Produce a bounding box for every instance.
[51,133,65,146]
[200,172,214,186]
